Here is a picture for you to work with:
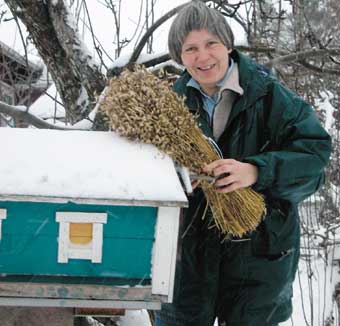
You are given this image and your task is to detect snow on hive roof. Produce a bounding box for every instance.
[0,128,188,207]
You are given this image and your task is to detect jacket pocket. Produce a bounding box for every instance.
[251,202,299,257]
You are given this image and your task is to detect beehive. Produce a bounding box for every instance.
[0,127,187,309]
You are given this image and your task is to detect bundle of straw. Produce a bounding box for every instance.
[99,65,265,237]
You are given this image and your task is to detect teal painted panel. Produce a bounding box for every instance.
[0,235,153,278]
[0,201,157,279]
[1,201,156,238]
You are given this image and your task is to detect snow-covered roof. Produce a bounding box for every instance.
[0,40,43,72]
[0,128,188,207]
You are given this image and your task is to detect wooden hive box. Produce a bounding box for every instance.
[0,127,188,310]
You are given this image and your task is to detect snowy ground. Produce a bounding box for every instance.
[117,310,216,325]
[118,310,152,325]
[281,253,339,326]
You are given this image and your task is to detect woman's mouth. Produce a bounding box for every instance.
[197,64,215,71]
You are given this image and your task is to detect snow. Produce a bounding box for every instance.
[151,59,184,73]
[76,85,90,113]
[317,91,335,132]
[0,127,187,205]
[281,252,339,326]
[29,84,65,119]
[110,54,133,69]
[118,310,152,326]
[110,51,170,69]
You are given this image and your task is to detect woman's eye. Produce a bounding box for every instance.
[208,41,218,46]
[184,47,194,52]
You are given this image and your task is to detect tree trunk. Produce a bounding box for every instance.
[5,0,106,124]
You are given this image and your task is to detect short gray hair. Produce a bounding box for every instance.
[168,1,234,64]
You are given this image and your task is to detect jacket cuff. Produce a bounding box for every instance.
[244,156,274,191]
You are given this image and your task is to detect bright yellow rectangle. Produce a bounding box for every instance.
[69,223,93,244]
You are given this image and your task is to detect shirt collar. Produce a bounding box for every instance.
[219,61,244,96]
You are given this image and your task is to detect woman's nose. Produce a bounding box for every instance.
[196,48,210,62]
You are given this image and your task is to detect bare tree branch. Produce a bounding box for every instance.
[81,0,111,70]
[143,53,171,67]
[299,60,340,76]
[0,101,67,130]
[266,48,340,68]
[129,1,209,64]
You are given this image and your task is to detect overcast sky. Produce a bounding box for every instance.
[0,0,246,66]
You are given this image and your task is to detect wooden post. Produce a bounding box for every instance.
[0,307,73,326]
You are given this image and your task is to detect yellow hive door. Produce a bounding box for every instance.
[69,223,93,245]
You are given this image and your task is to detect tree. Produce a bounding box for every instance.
[1,0,339,125]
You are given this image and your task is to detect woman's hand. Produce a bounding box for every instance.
[203,159,258,193]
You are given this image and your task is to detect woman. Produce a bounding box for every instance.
[156,1,331,326]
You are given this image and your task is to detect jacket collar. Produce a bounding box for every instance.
[230,50,268,105]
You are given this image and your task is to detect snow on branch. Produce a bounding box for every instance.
[49,0,105,94]
[0,101,67,130]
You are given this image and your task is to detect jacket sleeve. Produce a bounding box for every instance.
[244,81,332,203]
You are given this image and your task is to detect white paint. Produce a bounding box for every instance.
[176,165,192,194]
[0,209,6,219]
[0,128,187,205]
[56,212,107,223]
[151,207,180,301]
[57,222,70,263]
[0,208,7,241]
[92,223,103,263]
[56,211,107,264]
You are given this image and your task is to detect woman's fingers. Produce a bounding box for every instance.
[202,159,258,193]
[214,173,235,188]
[203,159,235,175]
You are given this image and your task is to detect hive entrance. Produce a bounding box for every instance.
[69,223,93,245]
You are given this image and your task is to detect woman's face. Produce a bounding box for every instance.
[181,29,232,96]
